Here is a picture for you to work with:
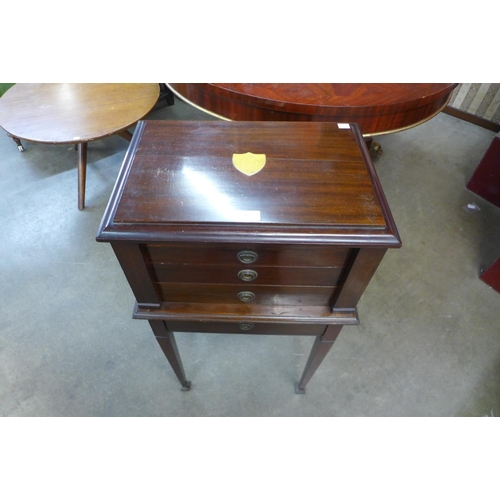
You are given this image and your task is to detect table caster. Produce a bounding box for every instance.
[9,135,24,152]
[370,141,383,158]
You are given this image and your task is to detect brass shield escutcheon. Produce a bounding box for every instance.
[232,152,266,176]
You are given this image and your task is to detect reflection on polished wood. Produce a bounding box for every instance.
[168,83,458,137]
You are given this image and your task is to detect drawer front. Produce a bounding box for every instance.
[147,243,352,268]
[158,283,336,306]
[153,263,344,287]
[165,320,326,336]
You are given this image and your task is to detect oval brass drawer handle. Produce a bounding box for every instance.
[237,291,255,302]
[239,322,254,331]
[238,269,258,282]
[237,250,258,264]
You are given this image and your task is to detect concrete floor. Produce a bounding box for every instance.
[1,97,499,417]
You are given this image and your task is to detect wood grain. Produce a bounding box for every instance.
[0,83,159,143]
[168,83,457,136]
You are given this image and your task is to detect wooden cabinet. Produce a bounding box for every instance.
[466,132,500,293]
[96,120,401,393]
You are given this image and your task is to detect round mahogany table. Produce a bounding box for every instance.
[0,83,159,209]
[168,83,457,137]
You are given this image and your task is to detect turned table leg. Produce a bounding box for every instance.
[295,324,343,394]
[149,320,191,391]
[77,142,88,210]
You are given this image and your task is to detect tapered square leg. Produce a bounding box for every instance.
[296,324,343,394]
[149,320,191,391]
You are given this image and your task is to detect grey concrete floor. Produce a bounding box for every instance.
[1,97,499,417]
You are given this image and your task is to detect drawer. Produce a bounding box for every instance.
[147,243,353,268]
[165,320,326,336]
[153,263,344,286]
[158,283,337,306]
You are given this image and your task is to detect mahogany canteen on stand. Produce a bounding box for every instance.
[96,120,402,394]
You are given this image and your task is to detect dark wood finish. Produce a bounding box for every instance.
[165,320,326,336]
[467,133,500,208]
[97,120,401,393]
[117,129,134,141]
[114,121,386,227]
[443,106,500,133]
[331,248,388,311]
[0,83,159,209]
[153,263,344,286]
[77,142,87,211]
[296,324,343,393]
[467,133,500,293]
[147,243,352,267]
[111,243,161,308]
[481,258,500,293]
[149,321,191,390]
[133,302,360,325]
[168,83,457,136]
[156,282,338,306]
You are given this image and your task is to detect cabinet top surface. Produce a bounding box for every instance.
[99,121,400,245]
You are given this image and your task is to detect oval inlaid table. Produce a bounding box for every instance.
[168,83,457,155]
[0,83,160,209]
